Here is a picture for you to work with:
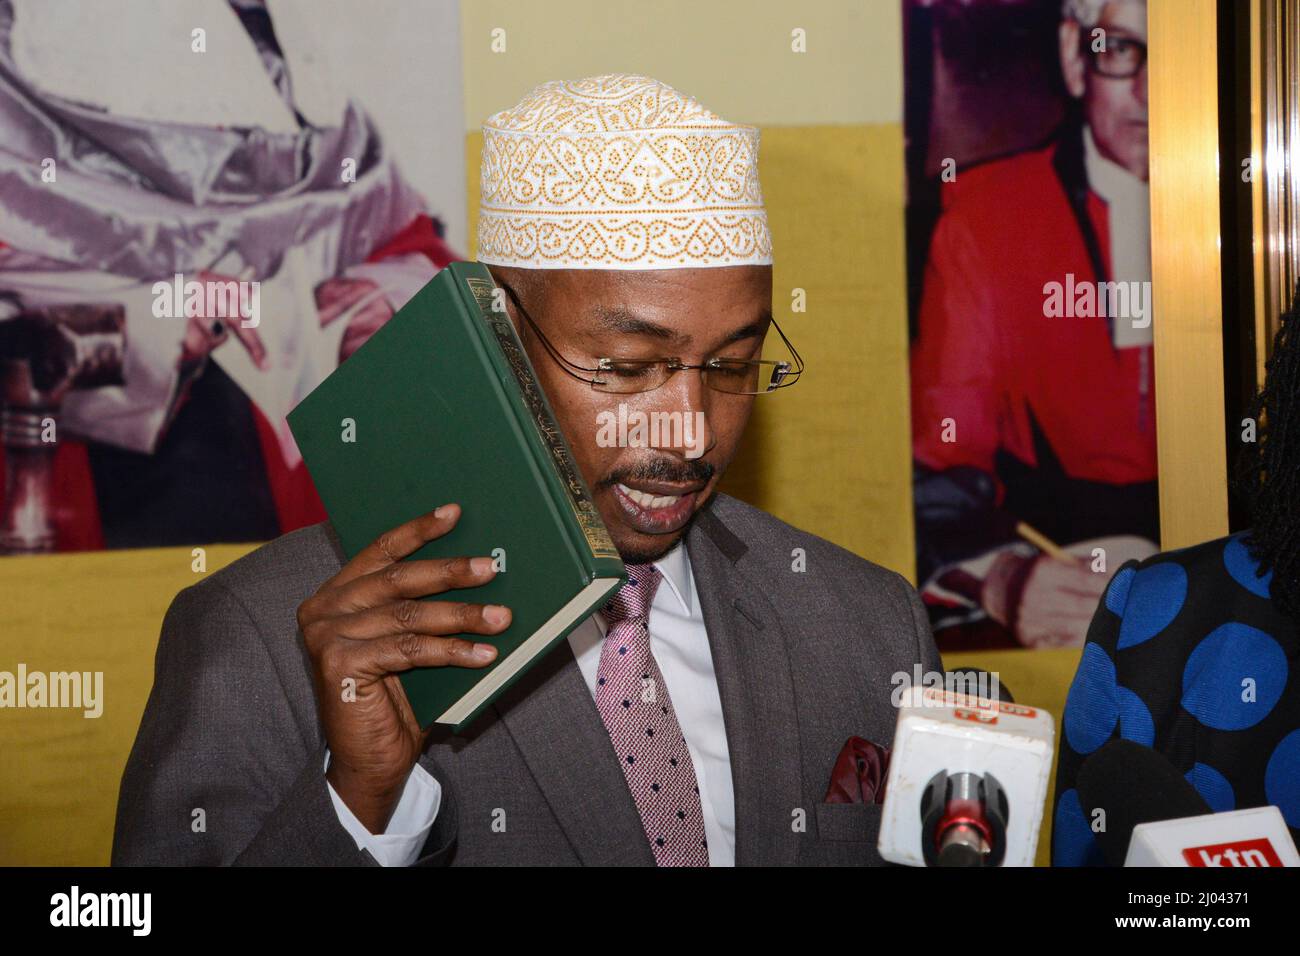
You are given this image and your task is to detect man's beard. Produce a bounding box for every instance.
[617,533,691,567]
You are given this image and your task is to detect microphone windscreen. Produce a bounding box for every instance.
[1077,739,1211,866]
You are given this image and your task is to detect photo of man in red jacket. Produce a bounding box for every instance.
[908,0,1158,650]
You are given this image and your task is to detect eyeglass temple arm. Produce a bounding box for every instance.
[768,316,804,387]
[498,279,605,380]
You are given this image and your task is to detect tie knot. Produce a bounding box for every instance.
[602,563,662,625]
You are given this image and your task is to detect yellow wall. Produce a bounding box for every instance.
[0,544,257,865]
[461,0,917,577]
[459,0,904,130]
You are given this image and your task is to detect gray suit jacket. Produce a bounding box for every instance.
[112,493,941,866]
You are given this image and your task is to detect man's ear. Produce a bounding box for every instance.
[1059,19,1087,99]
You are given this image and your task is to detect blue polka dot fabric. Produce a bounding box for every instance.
[1053,532,1300,866]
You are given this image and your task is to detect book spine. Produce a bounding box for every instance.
[451,263,625,583]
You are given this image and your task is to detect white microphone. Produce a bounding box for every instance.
[877,681,1055,867]
[1125,806,1299,867]
[1077,739,1299,867]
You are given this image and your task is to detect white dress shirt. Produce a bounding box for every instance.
[326,541,737,865]
[1083,123,1153,349]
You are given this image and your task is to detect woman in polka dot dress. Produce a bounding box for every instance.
[1053,302,1300,866]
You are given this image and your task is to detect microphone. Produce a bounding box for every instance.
[922,669,1014,867]
[1077,739,1299,867]
[1077,739,1210,866]
[877,673,1054,867]
[945,667,1014,704]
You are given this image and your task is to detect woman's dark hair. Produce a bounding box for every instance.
[1238,294,1300,620]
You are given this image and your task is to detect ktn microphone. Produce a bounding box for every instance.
[1077,739,1298,867]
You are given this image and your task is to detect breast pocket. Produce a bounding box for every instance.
[804,802,889,866]
[815,801,883,843]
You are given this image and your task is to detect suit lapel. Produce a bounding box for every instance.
[489,496,803,867]
[493,637,654,865]
[686,501,802,866]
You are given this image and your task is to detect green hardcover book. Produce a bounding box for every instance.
[288,261,625,732]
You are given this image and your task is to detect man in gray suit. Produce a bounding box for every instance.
[113,74,941,866]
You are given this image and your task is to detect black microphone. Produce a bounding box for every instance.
[1076,739,1211,866]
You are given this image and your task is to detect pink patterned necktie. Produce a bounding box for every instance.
[596,564,709,866]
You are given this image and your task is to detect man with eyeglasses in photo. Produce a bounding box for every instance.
[113,74,942,867]
[910,0,1158,650]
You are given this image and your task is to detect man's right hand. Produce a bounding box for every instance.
[297,504,511,834]
[982,550,1108,649]
[179,270,269,369]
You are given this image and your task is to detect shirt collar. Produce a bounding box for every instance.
[651,540,694,616]
[1083,124,1147,203]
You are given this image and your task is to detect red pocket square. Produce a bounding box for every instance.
[823,736,891,804]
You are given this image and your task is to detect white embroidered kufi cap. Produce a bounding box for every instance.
[478,74,772,270]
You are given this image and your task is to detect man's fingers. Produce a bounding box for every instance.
[1054,562,1110,594]
[314,633,498,694]
[362,633,499,676]
[329,505,461,587]
[1023,594,1099,627]
[1020,620,1090,648]
[1029,559,1110,598]
[337,300,393,361]
[317,278,377,326]
[330,555,499,611]
[229,320,269,369]
[1019,601,1097,646]
[328,599,512,642]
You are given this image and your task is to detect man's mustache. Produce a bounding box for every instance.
[598,456,715,489]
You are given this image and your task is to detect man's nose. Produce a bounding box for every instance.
[652,367,715,459]
[1134,63,1148,108]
